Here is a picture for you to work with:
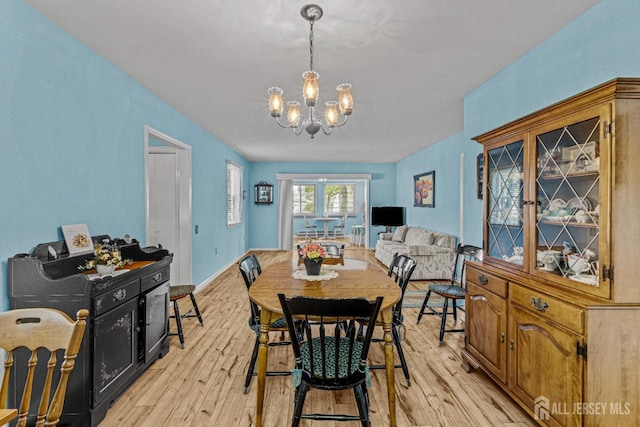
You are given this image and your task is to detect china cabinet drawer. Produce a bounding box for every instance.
[466,265,507,298]
[510,284,584,334]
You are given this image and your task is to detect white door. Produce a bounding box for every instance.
[145,127,192,286]
[148,151,178,277]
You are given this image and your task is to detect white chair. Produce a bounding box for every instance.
[303,215,318,238]
[331,213,347,237]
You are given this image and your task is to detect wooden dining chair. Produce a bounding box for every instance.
[416,244,483,345]
[0,308,88,427]
[278,294,384,427]
[239,254,293,394]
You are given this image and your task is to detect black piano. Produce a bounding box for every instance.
[8,235,172,427]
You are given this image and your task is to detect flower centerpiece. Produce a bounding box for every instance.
[299,242,326,275]
[81,241,133,276]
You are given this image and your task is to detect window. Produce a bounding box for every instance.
[293,184,316,215]
[227,161,243,226]
[324,184,355,214]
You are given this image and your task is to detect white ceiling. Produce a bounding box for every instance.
[25,0,599,163]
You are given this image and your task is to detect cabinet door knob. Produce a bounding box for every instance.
[500,332,505,343]
[478,274,489,285]
[509,339,514,350]
[530,297,549,312]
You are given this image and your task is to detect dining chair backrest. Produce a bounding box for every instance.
[239,254,263,322]
[321,243,345,259]
[278,294,383,387]
[303,215,314,227]
[386,254,417,322]
[450,244,483,287]
[0,308,88,427]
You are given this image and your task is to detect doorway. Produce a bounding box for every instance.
[145,126,192,285]
[275,173,370,250]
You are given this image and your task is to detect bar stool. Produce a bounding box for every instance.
[169,284,204,348]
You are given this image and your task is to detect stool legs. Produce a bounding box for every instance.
[172,300,186,349]
[170,292,204,349]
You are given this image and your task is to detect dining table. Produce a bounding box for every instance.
[0,409,18,425]
[313,217,338,238]
[249,257,401,427]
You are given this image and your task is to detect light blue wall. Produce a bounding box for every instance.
[1,1,248,310]
[465,0,640,138]
[396,133,483,246]
[396,0,640,250]
[248,162,396,248]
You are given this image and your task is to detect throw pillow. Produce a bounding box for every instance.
[391,225,408,242]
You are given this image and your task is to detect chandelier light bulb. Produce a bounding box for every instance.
[324,101,338,127]
[287,101,301,127]
[302,71,319,107]
[337,84,353,116]
[268,87,284,117]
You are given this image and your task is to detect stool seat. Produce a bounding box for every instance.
[169,284,204,349]
[170,284,196,299]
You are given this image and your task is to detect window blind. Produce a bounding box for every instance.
[227,161,243,226]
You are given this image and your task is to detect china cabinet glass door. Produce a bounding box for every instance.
[534,115,604,293]
[486,140,525,268]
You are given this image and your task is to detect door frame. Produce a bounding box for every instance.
[144,125,193,284]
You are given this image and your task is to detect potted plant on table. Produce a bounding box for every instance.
[81,241,133,276]
[299,242,326,275]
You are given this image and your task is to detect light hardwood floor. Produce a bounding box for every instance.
[99,243,537,427]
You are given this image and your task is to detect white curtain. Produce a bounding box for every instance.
[278,179,294,250]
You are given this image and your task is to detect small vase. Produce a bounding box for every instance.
[96,264,116,276]
[304,258,323,276]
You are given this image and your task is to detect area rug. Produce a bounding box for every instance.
[402,290,464,309]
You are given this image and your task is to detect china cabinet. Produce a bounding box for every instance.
[463,78,640,426]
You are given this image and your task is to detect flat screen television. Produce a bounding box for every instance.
[371,206,404,232]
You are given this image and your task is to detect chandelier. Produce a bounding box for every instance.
[268,4,353,138]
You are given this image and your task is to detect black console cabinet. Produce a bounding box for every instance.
[8,235,172,427]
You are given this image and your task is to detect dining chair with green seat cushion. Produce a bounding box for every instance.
[364,253,416,386]
[239,254,293,394]
[416,244,483,346]
[278,294,383,427]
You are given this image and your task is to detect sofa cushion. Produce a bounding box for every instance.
[391,225,408,242]
[433,232,456,248]
[404,227,434,246]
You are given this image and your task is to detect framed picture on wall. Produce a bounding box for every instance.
[414,170,435,208]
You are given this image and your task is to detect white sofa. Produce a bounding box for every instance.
[374,225,457,280]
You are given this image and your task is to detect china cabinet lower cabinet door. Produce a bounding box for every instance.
[464,282,508,383]
[508,304,584,427]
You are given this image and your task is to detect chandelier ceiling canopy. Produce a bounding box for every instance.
[267,4,353,138]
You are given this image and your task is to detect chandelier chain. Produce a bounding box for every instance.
[309,21,314,71]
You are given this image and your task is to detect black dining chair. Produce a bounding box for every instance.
[239,254,292,394]
[278,294,384,427]
[416,243,483,345]
[365,253,416,386]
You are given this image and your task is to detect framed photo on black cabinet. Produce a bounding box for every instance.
[254,182,273,205]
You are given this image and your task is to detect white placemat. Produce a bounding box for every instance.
[292,269,339,281]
